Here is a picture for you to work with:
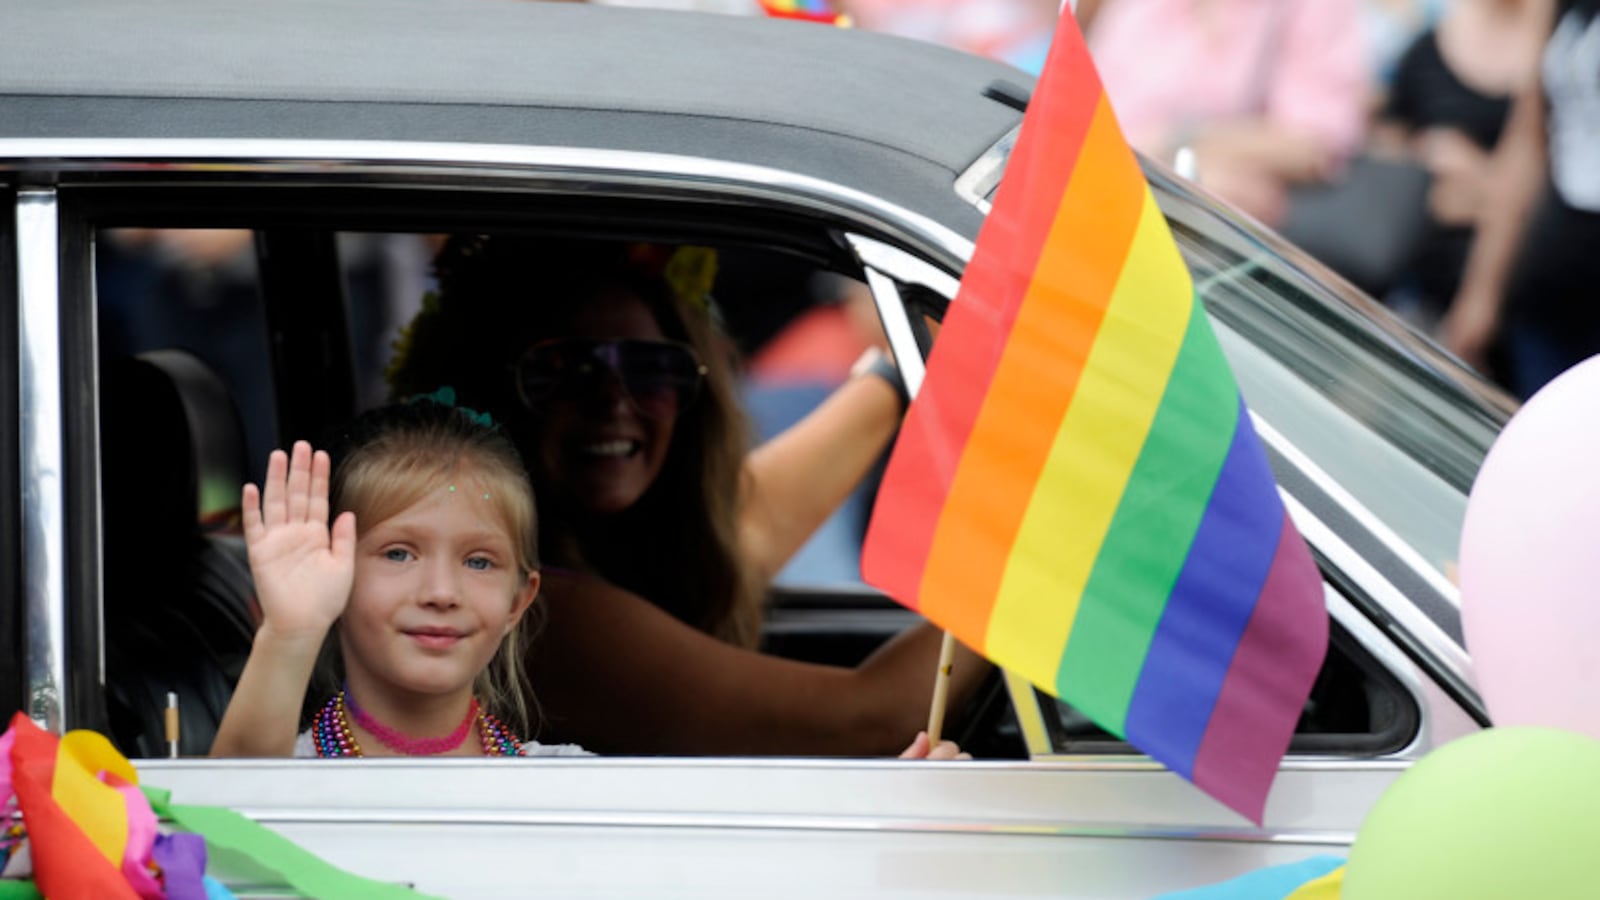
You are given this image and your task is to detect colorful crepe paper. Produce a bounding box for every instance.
[1154,856,1346,899]
[756,0,849,25]
[3,713,440,899]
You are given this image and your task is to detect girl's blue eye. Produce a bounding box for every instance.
[384,548,413,562]
[466,556,493,571]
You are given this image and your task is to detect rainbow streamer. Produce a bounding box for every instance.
[859,4,1327,824]
[8,716,146,898]
[1154,856,1346,899]
[756,0,848,25]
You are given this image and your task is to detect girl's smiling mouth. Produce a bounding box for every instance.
[403,626,468,649]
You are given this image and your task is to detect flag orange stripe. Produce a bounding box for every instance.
[917,95,1145,647]
[858,31,1103,607]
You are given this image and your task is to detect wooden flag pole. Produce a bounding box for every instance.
[926,632,957,744]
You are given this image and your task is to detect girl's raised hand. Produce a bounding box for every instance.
[241,441,357,643]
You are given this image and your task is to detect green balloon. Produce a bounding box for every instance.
[1344,727,1600,899]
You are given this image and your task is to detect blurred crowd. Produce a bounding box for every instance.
[821,0,1584,400]
[840,0,1575,400]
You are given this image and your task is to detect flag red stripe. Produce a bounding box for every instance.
[918,96,1144,645]
[860,19,1102,606]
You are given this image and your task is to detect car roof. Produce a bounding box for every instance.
[1,0,1031,233]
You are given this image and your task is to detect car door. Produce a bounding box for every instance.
[8,141,1495,899]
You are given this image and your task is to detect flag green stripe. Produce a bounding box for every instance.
[1052,298,1239,734]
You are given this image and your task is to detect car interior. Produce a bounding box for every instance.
[59,185,1422,762]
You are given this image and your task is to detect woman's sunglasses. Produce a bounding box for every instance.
[514,338,708,420]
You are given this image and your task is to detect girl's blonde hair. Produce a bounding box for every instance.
[324,397,540,734]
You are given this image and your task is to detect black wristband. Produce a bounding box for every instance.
[865,351,911,412]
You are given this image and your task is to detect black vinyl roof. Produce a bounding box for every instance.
[1,0,1032,232]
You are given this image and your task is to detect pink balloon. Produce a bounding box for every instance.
[1460,355,1600,739]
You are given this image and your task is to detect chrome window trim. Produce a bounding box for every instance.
[1252,413,1478,708]
[0,138,975,271]
[952,124,1019,215]
[846,235,962,300]
[859,266,926,397]
[16,188,65,731]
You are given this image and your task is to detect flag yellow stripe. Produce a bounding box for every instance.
[985,188,1196,687]
[915,95,1141,643]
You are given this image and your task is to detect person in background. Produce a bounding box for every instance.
[1079,0,1370,227]
[1364,0,1453,93]
[840,0,1060,73]
[1371,0,1551,331]
[1440,0,1600,397]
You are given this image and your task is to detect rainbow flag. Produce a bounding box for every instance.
[756,0,849,25]
[859,4,1327,824]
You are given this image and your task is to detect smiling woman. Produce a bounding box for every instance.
[388,235,991,756]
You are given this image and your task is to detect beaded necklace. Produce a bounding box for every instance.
[310,690,522,758]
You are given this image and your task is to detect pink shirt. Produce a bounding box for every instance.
[1087,0,1369,159]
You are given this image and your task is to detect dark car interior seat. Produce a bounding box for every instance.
[101,349,258,758]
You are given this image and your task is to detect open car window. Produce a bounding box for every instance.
[90,218,921,758]
[85,201,1445,765]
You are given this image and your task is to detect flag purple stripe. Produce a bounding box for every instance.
[1123,396,1283,777]
[1192,509,1328,823]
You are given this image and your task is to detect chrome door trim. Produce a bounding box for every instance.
[0,138,976,271]
[16,187,65,731]
[953,124,1019,215]
[139,805,1358,846]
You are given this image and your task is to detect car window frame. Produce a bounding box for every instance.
[1,184,23,718]
[31,152,1477,774]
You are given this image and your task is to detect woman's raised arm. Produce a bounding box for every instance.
[738,353,904,584]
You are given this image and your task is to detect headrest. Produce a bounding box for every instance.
[101,350,247,557]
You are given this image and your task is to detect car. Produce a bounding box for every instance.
[1,0,1514,896]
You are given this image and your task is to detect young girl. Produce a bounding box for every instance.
[210,397,586,758]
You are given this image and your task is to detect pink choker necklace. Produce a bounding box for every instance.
[344,687,478,755]
[310,686,522,757]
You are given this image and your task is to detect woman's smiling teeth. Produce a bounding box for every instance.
[583,439,640,458]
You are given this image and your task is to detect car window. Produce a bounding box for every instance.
[1175,220,1494,590]
[91,221,908,757]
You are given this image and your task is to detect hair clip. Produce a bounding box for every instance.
[663,246,718,314]
[406,385,496,429]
